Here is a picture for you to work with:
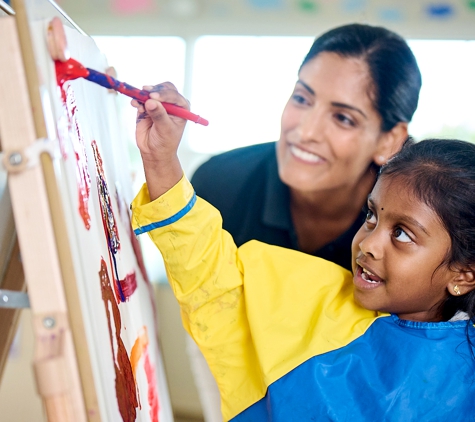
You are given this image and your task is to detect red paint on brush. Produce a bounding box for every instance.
[99,258,138,421]
[55,58,209,126]
[55,58,89,86]
[131,327,161,422]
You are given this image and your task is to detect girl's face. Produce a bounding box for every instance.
[277,52,403,193]
[351,175,455,322]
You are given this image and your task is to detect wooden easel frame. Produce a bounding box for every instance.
[0,1,100,420]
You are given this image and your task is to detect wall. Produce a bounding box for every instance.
[57,0,475,39]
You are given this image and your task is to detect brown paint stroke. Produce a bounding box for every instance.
[99,258,138,421]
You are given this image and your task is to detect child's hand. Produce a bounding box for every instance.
[132,82,188,163]
[131,82,188,199]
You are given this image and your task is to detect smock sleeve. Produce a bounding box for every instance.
[131,176,265,419]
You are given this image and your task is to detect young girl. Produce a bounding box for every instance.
[131,87,475,420]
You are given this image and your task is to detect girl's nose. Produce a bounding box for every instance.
[358,230,383,260]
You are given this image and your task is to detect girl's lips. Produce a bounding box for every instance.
[353,264,384,290]
[289,144,324,164]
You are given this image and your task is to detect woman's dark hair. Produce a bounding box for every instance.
[380,138,475,323]
[301,23,422,132]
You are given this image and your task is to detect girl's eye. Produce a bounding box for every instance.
[335,113,355,127]
[393,227,412,243]
[365,209,376,225]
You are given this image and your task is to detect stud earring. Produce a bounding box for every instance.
[454,285,461,295]
[377,155,385,165]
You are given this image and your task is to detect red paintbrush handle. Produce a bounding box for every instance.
[161,102,209,126]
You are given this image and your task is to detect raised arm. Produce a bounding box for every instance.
[132,82,186,200]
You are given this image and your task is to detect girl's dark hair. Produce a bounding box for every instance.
[301,23,422,132]
[380,139,475,323]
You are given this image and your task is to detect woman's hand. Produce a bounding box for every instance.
[131,82,188,200]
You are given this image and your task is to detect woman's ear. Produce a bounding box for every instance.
[447,267,475,297]
[373,122,409,166]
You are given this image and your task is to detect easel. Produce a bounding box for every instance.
[0,0,98,420]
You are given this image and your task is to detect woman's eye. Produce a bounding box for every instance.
[393,227,412,243]
[292,94,308,105]
[365,209,376,225]
[335,113,355,127]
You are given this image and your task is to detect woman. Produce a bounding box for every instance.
[134,23,422,421]
[191,23,422,271]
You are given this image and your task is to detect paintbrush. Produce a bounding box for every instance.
[55,58,209,126]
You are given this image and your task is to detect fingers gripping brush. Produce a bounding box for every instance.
[55,58,209,126]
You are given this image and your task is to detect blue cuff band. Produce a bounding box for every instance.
[134,191,197,235]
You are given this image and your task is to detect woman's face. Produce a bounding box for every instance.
[277,52,395,193]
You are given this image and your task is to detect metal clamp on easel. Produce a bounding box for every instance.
[0,289,30,309]
[0,137,59,174]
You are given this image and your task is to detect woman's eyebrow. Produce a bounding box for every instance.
[331,102,367,119]
[296,80,367,119]
[296,80,315,95]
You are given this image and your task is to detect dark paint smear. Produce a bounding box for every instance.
[56,82,92,229]
[99,258,138,421]
[120,271,138,300]
[91,141,128,302]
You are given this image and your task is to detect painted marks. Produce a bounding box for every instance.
[92,141,120,254]
[55,81,92,230]
[247,0,284,9]
[110,0,154,15]
[99,258,138,421]
[425,3,455,18]
[131,326,160,422]
[341,0,367,13]
[378,7,404,21]
[92,141,138,303]
[120,271,138,299]
[297,0,319,13]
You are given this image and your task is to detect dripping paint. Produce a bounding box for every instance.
[131,327,160,422]
[99,258,138,421]
[55,79,92,229]
[92,141,137,302]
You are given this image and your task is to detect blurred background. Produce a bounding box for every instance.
[1,0,475,421]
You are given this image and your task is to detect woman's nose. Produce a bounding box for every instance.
[299,107,324,142]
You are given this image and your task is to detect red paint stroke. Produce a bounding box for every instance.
[119,271,138,301]
[56,82,91,229]
[131,326,160,422]
[99,258,138,421]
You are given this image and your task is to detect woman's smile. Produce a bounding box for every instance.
[289,143,324,164]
